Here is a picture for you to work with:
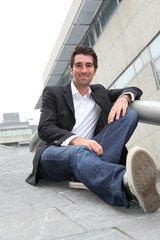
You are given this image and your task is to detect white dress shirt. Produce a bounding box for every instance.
[61,81,101,146]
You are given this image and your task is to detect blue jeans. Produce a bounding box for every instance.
[38,109,138,207]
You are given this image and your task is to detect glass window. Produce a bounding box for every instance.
[141,47,151,66]
[114,64,135,88]
[124,64,136,81]
[60,67,71,86]
[8,130,12,136]
[94,17,102,38]
[134,56,143,73]
[149,34,160,60]
[99,0,118,30]
[82,35,90,46]
[81,0,121,47]
[114,75,124,88]
[0,129,32,137]
[108,34,160,91]
[89,27,96,46]
[154,57,160,86]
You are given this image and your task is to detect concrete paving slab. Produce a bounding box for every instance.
[57,190,158,231]
[0,207,84,240]
[0,187,73,217]
[117,214,160,240]
[0,145,160,240]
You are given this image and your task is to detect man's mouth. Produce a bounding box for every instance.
[80,75,88,78]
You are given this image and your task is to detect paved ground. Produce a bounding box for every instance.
[0,144,160,240]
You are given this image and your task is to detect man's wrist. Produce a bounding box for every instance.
[61,135,78,146]
[119,94,130,102]
[69,136,80,145]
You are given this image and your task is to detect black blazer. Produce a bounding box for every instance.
[26,83,142,185]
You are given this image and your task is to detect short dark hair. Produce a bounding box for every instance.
[70,45,98,69]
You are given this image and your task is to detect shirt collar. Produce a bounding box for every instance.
[71,81,92,97]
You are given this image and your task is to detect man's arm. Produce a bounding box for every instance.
[107,86,142,124]
[108,93,131,124]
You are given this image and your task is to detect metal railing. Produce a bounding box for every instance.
[30,100,160,152]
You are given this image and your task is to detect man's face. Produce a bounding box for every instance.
[70,54,97,88]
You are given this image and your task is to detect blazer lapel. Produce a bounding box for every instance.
[63,83,108,115]
[91,90,108,114]
[63,83,75,115]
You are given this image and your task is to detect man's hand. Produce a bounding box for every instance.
[108,94,130,124]
[69,136,103,156]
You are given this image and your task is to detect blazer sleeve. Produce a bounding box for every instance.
[107,86,142,103]
[38,87,75,146]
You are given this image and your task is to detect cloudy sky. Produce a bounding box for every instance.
[0,0,73,124]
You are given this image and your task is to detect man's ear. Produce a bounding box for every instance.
[69,66,73,75]
[94,68,98,75]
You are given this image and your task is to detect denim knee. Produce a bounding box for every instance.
[69,145,90,158]
[126,108,138,124]
[69,145,93,163]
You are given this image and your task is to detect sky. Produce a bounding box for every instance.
[0,0,73,124]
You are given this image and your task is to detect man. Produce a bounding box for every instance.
[26,45,160,212]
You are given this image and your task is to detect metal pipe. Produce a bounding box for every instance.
[129,100,160,126]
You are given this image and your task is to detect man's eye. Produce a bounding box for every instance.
[86,64,93,68]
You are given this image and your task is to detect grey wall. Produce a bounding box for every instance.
[92,0,160,169]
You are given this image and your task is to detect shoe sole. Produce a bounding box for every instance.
[126,146,160,213]
[69,182,89,190]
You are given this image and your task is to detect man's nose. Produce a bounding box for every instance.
[81,65,87,72]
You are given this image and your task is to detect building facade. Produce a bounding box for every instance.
[0,112,37,151]
[35,0,160,169]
